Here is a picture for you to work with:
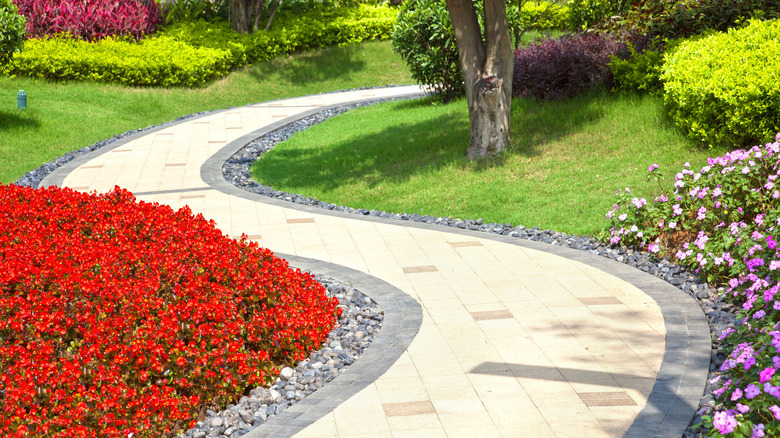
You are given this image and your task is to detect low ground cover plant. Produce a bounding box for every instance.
[0,184,339,437]
[12,0,161,41]
[601,136,780,436]
[662,19,780,149]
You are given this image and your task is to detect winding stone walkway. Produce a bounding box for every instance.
[41,86,710,437]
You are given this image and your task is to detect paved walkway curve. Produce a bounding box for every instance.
[40,86,710,438]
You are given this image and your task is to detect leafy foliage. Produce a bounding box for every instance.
[519,0,570,30]
[0,184,338,437]
[4,4,395,86]
[601,140,780,437]
[662,19,780,148]
[1,35,232,86]
[12,0,160,41]
[159,0,228,25]
[391,0,526,102]
[160,4,396,69]
[0,0,25,64]
[513,32,626,100]
[599,0,780,40]
[608,36,677,94]
[568,0,630,30]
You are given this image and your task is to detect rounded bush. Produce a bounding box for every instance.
[662,19,780,148]
[0,0,25,64]
[391,0,523,102]
[0,184,338,437]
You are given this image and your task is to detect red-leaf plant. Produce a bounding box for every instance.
[12,0,161,41]
[0,184,339,437]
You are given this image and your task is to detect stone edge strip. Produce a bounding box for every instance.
[245,252,423,438]
[37,87,710,437]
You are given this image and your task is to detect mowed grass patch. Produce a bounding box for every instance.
[0,40,413,184]
[252,91,728,235]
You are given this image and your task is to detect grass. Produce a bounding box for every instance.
[0,40,413,184]
[251,90,729,236]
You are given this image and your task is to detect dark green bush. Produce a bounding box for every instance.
[608,37,679,94]
[568,0,630,30]
[0,0,25,64]
[1,35,232,86]
[160,4,396,68]
[612,0,780,40]
[662,19,780,148]
[391,0,524,102]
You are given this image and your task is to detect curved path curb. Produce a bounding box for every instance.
[40,86,710,437]
[252,254,423,438]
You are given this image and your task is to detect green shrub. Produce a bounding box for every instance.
[391,0,523,101]
[662,19,780,148]
[0,0,25,64]
[609,38,681,94]
[520,1,570,30]
[568,0,630,30]
[1,35,232,86]
[619,0,780,40]
[159,4,396,68]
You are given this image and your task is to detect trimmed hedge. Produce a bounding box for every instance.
[0,0,25,64]
[159,4,397,69]
[520,1,571,31]
[2,4,395,86]
[662,19,780,148]
[1,35,232,86]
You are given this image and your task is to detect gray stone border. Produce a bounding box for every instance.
[244,253,423,438]
[39,88,710,437]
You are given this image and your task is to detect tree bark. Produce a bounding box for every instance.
[230,0,254,33]
[445,0,514,158]
[265,0,282,31]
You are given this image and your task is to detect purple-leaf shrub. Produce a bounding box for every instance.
[13,0,160,41]
[512,33,626,100]
[601,135,780,436]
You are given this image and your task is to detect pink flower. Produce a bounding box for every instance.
[760,367,776,383]
[770,405,780,420]
[745,384,760,399]
[713,411,737,434]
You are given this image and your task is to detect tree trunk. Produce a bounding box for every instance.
[445,0,514,159]
[230,0,254,33]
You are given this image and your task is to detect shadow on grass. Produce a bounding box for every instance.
[250,44,367,86]
[0,110,40,130]
[253,93,608,191]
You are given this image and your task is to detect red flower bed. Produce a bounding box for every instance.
[13,0,160,41]
[0,184,338,437]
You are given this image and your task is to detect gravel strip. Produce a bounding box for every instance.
[17,88,728,436]
[177,276,383,438]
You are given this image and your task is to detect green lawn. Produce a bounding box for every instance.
[252,91,728,236]
[0,40,413,184]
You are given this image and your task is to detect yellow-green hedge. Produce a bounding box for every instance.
[662,19,780,148]
[1,35,232,86]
